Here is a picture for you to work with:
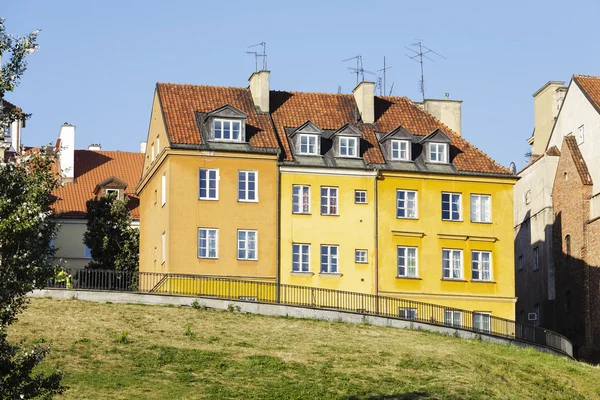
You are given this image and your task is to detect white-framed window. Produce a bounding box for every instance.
[320,245,339,273]
[470,194,491,223]
[442,249,463,279]
[429,143,448,163]
[444,310,462,328]
[533,247,539,271]
[84,245,92,259]
[161,232,166,264]
[161,173,166,206]
[157,137,160,153]
[355,249,368,264]
[238,170,258,202]
[320,187,338,215]
[198,168,219,200]
[214,119,242,141]
[473,312,491,333]
[106,189,119,198]
[237,230,257,260]
[391,140,410,161]
[354,190,367,204]
[524,190,531,205]
[339,137,358,157]
[396,190,417,218]
[518,255,524,271]
[471,251,492,281]
[292,243,310,272]
[398,308,417,320]
[397,246,418,277]
[151,143,155,162]
[578,125,584,145]
[442,192,461,221]
[292,185,311,214]
[298,134,318,155]
[198,228,218,259]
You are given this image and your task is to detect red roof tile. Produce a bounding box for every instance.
[156,83,279,149]
[52,150,144,219]
[574,75,600,113]
[563,136,592,185]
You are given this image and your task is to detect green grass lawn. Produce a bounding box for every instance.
[9,298,600,399]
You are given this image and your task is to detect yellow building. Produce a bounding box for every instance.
[137,72,518,322]
[136,76,280,283]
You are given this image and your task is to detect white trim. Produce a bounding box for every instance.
[320,244,339,273]
[320,186,339,216]
[213,118,243,142]
[297,134,319,155]
[237,229,258,261]
[338,136,358,158]
[292,185,311,214]
[471,250,492,281]
[279,166,378,177]
[442,192,462,221]
[397,246,418,277]
[355,249,368,263]
[161,173,166,206]
[428,142,448,163]
[444,310,463,327]
[198,168,219,201]
[161,232,166,265]
[198,228,219,259]
[470,193,491,223]
[442,248,464,280]
[396,189,418,219]
[391,139,410,161]
[292,243,311,272]
[354,190,368,204]
[238,170,259,203]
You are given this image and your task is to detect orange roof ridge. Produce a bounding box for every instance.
[564,136,593,185]
[157,82,248,91]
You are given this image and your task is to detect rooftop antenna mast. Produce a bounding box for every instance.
[377,56,392,96]
[405,40,446,101]
[247,42,267,71]
[343,55,375,85]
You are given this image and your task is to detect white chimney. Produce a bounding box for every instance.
[424,98,463,136]
[58,123,75,182]
[87,144,101,151]
[249,70,270,113]
[140,141,147,153]
[353,81,375,124]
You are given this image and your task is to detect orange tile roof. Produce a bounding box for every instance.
[52,150,144,219]
[156,83,279,149]
[574,75,600,113]
[2,99,22,113]
[271,91,511,174]
[563,136,592,185]
[156,82,511,175]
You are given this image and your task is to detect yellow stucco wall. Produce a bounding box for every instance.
[143,90,170,174]
[377,172,516,320]
[279,168,377,293]
[138,149,279,280]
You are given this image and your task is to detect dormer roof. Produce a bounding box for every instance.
[333,123,362,137]
[378,125,414,143]
[93,176,128,195]
[206,104,248,119]
[419,128,452,144]
[287,120,322,138]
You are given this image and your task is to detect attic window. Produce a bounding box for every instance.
[106,189,119,198]
[213,119,242,141]
[298,134,319,155]
[428,143,448,163]
[391,140,410,161]
[339,137,358,157]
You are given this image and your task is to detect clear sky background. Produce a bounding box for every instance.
[3,0,599,169]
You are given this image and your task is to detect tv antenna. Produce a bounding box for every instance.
[337,85,342,94]
[389,82,395,96]
[247,42,267,71]
[405,40,446,101]
[377,56,392,96]
[343,55,375,85]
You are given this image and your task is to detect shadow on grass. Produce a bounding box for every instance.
[343,392,431,400]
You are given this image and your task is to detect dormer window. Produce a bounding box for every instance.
[298,134,318,155]
[429,143,448,163]
[391,140,410,161]
[213,119,242,142]
[106,189,120,198]
[339,137,358,157]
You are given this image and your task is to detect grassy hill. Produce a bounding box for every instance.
[9,298,600,399]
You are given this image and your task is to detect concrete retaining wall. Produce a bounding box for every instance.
[30,289,570,358]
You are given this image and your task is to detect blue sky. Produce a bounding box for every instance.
[4,1,599,168]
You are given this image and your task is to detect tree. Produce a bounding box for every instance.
[0,19,65,398]
[83,194,139,272]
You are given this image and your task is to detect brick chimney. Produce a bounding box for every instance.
[58,123,75,182]
[249,70,270,113]
[353,81,375,124]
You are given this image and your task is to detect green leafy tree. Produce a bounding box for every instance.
[83,194,139,272]
[0,18,65,398]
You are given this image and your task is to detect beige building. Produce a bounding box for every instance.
[52,124,144,269]
[1,99,26,159]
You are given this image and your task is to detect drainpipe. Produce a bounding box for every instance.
[276,157,281,303]
[374,168,380,313]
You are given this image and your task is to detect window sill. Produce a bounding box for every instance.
[238,200,259,203]
[470,280,495,283]
[396,276,422,280]
[198,198,219,201]
[355,202,368,205]
[319,273,343,277]
[396,217,419,220]
[292,212,312,215]
[355,261,368,264]
[198,257,218,260]
[442,219,463,222]
[471,221,492,224]
[237,259,258,262]
[291,272,314,276]
[320,214,340,217]
[441,278,467,282]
